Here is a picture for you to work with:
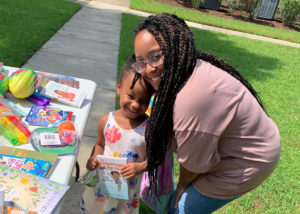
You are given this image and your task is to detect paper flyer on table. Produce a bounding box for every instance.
[40,81,86,108]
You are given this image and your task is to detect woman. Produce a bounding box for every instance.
[131,13,281,214]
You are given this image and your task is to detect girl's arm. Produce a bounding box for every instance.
[120,160,147,179]
[175,165,199,208]
[86,114,108,171]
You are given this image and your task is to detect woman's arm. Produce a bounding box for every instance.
[175,164,199,208]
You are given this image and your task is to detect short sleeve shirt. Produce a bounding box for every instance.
[171,60,281,199]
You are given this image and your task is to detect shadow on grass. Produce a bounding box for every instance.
[192,27,281,82]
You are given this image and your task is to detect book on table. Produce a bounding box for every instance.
[0,154,51,178]
[0,146,58,178]
[1,190,38,213]
[36,72,80,92]
[0,164,69,214]
[40,81,86,108]
[5,206,37,214]
[25,105,72,127]
[96,155,129,200]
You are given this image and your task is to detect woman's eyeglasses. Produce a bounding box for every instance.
[131,51,163,74]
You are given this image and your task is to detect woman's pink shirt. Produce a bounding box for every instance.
[170,60,281,199]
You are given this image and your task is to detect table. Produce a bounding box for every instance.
[2,66,97,213]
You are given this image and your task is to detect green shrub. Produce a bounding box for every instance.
[249,0,259,19]
[191,0,201,8]
[279,0,300,26]
[228,0,237,15]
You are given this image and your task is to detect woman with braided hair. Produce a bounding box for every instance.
[132,13,280,213]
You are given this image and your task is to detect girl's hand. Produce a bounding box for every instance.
[86,156,98,171]
[120,161,146,179]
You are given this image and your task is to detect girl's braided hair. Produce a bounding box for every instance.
[134,13,266,193]
[119,54,153,91]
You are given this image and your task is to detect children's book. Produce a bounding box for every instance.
[0,165,69,214]
[4,207,38,214]
[5,206,38,214]
[36,72,79,92]
[0,190,3,214]
[96,155,129,200]
[0,154,51,178]
[40,81,86,108]
[25,105,71,127]
[0,146,58,178]
[1,188,37,214]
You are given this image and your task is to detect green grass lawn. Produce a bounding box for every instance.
[119,13,300,213]
[130,0,300,44]
[0,0,82,67]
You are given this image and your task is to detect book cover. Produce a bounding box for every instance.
[0,165,69,214]
[5,206,37,214]
[25,105,71,127]
[40,81,86,108]
[0,190,3,214]
[0,146,58,178]
[36,72,79,92]
[96,155,129,200]
[1,190,37,213]
[0,154,51,178]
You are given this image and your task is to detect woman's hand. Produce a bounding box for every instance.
[174,165,200,208]
[175,183,186,208]
[120,161,147,179]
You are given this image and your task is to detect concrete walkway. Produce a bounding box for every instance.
[22,0,299,213]
[24,1,125,213]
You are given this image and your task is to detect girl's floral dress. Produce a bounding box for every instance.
[81,112,148,214]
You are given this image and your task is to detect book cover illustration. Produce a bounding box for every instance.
[0,165,69,214]
[40,81,86,108]
[5,205,38,214]
[36,72,79,92]
[1,190,37,213]
[25,105,71,127]
[0,154,51,178]
[0,146,58,178]
[96,155,129,200]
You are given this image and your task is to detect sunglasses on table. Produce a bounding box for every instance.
[131,51,163,74]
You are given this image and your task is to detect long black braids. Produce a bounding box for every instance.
[134,13,197,191]
[134,13,266,194]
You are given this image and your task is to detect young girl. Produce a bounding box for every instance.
[80,55,153,214]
